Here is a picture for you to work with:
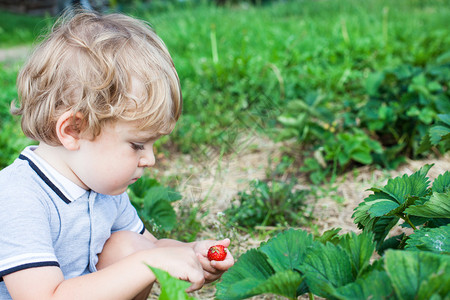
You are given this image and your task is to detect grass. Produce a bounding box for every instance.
[0,11,53,47]
[1,0,449,154]
[130,0,450,153]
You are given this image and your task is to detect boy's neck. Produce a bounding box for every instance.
[33,143,88,190]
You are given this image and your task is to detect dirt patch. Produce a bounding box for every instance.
[311,155,450,236]
[0,45,30,62]
[161,136,449,237]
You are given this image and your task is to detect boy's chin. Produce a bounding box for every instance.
[96,185,129,196]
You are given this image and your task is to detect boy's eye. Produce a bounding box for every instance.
[130,143,145,151]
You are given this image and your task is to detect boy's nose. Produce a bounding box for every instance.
[138,149,155,168]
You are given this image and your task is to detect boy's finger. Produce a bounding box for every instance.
[185,271,205,292]
[210,253,235,271]
[197,253,217,273]
[216,238,230,247]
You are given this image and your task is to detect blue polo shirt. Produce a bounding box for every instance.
[0,146,145,299]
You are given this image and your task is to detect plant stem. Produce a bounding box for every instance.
[308,292,314,300]
[403,215,417,230]
[398,233,408,249]
[210,23,219,64]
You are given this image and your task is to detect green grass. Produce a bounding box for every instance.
[130,0,450,153]
[0,11,53,47]
[0,0,449,166]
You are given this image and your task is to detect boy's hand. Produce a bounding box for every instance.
[146,246,205,292]
[193,238,235,283]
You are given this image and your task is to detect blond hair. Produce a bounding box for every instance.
[14,11,182,145]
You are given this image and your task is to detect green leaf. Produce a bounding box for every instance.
[245,270,304,300]
[437,114,450,126]
[353,195,400,250]
[351,151,373,165]
[417,133,432,155]
[430,125,450,145]
[367,199,400,217]
[215,249,275,300]
[143,196,177,231]
[129,177,160,198]
[405,192,450,219]
[385,250,450,300]
[366,71,384,96]
[432,171,450,193]
[353,192,397,225]
[278,115,305,128]
[378,233,406,255]
[332,270,393,300]
[315,228,342,244]
[338,232,376,277]
[259,228,315,272]
[146,186,182,203]
[379,164,433,204]
[216,248,305,300]
[405,224,450,253]
[385,195,420,217]
[148,266,195,300]
[299,242,354,298]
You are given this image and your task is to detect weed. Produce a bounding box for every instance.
[225,179,309,228]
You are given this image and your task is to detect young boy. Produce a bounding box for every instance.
[0,11,234,299]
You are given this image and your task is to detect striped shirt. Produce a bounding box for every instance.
[0,146,144,299]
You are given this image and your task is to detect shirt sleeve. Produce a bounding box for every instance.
[111,192,145,234]
[0,187,59,281]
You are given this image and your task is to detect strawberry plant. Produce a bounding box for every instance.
[418,113,450,155]
[147,266,195,300]
[214,165,450,299]
[128,176,182,238]
[352,164,449,253]
[359,58,450,167]
[224,179,309,228]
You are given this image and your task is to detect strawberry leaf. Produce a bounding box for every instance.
[385,250,450,300]
[353,198,399,250]
[367,199,400,217]
[315,227,342,244]
[215,249,304,300]
[338,231,376,278]
[378,164,432,204]
[430,125,450,145]
[405,224,450,253]
[215,249,275,300]
[259,228,314,272]
[143,196,177,231]
[241,270,304,300]
[148,266,195,300]
[405,192,450,219]
[298,242,354,299]
[432,171,450,193]
[385,195,419,216]
[331,270,393,300]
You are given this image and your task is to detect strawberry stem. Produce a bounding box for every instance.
[402,214,417,231]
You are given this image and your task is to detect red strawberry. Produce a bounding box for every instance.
[207,245,227,261]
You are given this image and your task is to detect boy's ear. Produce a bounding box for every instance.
[56,111,84,150]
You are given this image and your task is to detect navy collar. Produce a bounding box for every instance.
[18,147,89,204]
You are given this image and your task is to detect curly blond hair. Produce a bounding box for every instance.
[13,11,182,145]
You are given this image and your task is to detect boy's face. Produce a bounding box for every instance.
[70,120,159,195]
